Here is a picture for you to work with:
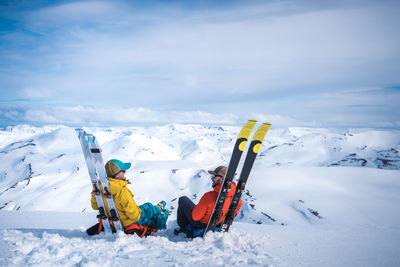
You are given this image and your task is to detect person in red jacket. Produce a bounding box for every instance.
[175,166,242,236]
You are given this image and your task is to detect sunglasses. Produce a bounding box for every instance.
[212,175,222,179]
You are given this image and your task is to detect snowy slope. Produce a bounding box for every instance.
[0,166,399,266]
[0,124,399,213]
[0,124,399,266]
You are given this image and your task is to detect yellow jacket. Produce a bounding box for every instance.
[91,178,142,227]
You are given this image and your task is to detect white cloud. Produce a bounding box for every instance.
[1,1,400,128]
[249,113,313,127]
[19,87,55,100]
[6,0,399,106]
[1,87,399,128]
[0,105,238,126]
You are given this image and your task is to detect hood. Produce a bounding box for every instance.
[213,182,237,197]
[108,177,131,195]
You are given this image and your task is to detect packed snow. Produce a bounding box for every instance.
[0,124,399,266]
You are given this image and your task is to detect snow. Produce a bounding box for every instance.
[0,123,400,266]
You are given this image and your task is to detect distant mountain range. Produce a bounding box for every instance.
[0,124,399,223]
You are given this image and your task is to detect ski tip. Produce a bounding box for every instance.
[252,123,272,142]
[261,123,272,131]
[239,120,258,139]
[75,128,84,135]
[75,128,84,139]
[259,123,272,130]
[75,128,88,138]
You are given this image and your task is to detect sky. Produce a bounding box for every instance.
[0,0,399,128]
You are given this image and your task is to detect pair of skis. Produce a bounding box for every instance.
[204,120,271,236]
[76,129,123,234]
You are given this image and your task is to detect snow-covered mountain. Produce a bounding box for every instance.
[0,123,399,266]
[0,124,398,213]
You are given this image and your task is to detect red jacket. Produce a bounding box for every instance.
[192,182,242,224]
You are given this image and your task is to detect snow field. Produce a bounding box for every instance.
[0,219,275,267]
[0,123,399,266]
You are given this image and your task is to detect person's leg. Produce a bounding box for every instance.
[138,203,160,225]
[86,223,104,235]
[177,196,196,228]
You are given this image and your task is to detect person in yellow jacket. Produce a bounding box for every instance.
[87,159,168,235]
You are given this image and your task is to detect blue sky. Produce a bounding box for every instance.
[0,0,399,127]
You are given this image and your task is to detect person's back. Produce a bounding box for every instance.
[108,177,142,226]
[192,182,241,224]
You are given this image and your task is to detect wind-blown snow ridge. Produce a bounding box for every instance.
[1,227,274,266]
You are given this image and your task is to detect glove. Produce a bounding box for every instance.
[157,200,166,210]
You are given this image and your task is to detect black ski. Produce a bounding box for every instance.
[203,120,257,236]
[221,122,271,232]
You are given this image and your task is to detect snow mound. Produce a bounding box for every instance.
[0,224,274,266]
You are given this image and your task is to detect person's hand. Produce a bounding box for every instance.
[157,200,166,210]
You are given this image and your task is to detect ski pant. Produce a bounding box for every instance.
[177,196,196,228]
[137,202,168,230]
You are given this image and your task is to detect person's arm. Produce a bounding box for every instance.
[90,193,98,210]
[119,189,142,223]
[91,182,102,210]
[192,193,210,221]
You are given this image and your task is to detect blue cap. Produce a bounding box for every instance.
[105,159,131,177]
